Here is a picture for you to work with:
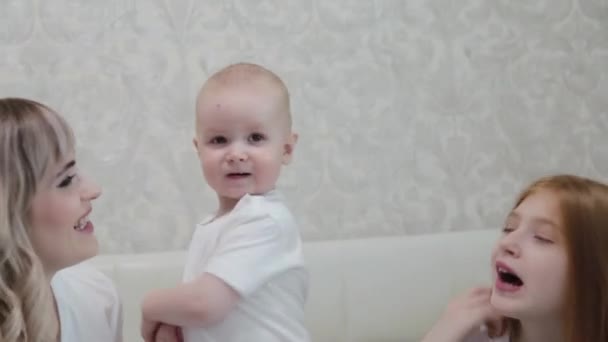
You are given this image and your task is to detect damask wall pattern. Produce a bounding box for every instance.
[1,0,607,253]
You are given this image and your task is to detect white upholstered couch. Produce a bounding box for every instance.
[89,229,499,342]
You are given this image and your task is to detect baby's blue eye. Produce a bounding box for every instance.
[249,133,265,143]
[210,136,227,144]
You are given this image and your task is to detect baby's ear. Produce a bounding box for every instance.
[193,137,200,152]
[282,133,298,165]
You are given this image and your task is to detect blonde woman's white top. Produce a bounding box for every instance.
[51,263,123,342]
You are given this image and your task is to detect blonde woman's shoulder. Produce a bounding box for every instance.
[52,262,123,342]
[53,262,117,298]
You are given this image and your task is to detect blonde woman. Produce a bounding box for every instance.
[0,98,122,341]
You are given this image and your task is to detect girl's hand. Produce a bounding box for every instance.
[421,287,502,342]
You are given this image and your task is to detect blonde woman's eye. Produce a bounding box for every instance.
[58,175,76,188]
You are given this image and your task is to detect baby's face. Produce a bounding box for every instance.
[194,85,296,205]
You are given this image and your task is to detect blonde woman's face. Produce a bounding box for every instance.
[28,152,102,274]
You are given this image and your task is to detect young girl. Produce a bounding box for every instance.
[0,98,122,341]
[422,174,608,342]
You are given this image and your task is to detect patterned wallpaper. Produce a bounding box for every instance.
[1,0,607,253]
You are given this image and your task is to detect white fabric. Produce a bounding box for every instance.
[90,229,501,342]
[51,262,123,342]
[182,190,310,342]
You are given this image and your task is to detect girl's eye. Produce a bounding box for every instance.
[502,227,515,234]
[534,235,554,244]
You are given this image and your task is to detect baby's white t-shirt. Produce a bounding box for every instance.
[182,190,310,342]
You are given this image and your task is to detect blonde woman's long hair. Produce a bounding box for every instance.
[0,98,75,341]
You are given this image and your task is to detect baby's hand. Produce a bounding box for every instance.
[141,318,159,342]
[154,324,183,342]
[420,287,502,342]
